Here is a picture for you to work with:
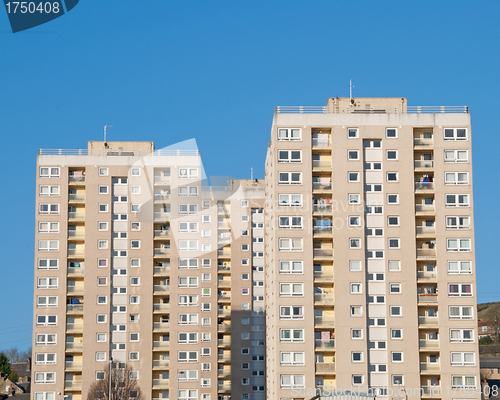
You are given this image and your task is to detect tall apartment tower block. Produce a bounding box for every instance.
[265,98,478,400]
[33,97,479,400]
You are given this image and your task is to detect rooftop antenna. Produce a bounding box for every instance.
[251,167,253,180]
[104,125,113,142]
[349,79,357,104]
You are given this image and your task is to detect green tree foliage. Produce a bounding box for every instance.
[0,353,11,377]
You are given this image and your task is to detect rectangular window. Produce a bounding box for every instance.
[278,150,302,163]
[444,128,467,140]
[348,128,359,138]
[278,172,302,185]
[448,283,472,296]
[450,329,474,343]
[349,260,362,271]
[34,372,56,384]
[447,238,471,252]
[279,216,303,229]
[279,283,304,297]
[386,128,397,138]
[36,315,57,326]
[447,261,472,274]
[279,306,304,320]
[278,238,303,252]
[387,172,398,182]
[35,353,56,365]
[279,260,303,274]
[386,150,398,160]
[446,194,470,207]
[40,167,60,178]
[446,216,470,229]
[390,306,402,316]
[178,351,198,363]
[449,306,473,320]
[37,277,58,289]
[452,375,476,389]
[179,277,198,288]
[178,240,198,251]
[36,334,56,345]
[444,150,468,162]
[178,168,198,179]
[351,306,362,317]
[280,329,304,343]
[39,185,60,196]
[451,352,475,366]
[37,296,58,307]
[278,128,301,141]
[39,204,59,215]
[280,352,305,365]
[445,172,469,185]
[388,238,400,249]
[280,374,305,389]
[278,194,303,206]
[348,172,359,182]
[348,150,359,160]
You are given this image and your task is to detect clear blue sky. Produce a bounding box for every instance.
[1,0,499,352]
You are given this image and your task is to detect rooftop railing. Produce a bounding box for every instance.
[38,149,200,156]
[276,106,468,114]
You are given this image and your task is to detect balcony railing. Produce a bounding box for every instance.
[417,271,437,280]
[416,249,436,258]
[418,294,438,303]
[152,379,170,387]
[67,266,84,275]
[218,354,231,362]
[64,380,82,389]
[153,285,170,293]
[217,251,231,258]
[415,160,434,169]
[420,362,440,372]
[68,212,85,220]
[68,230,85,238]
[68,176,85,184]
[154,194,171,202]
[218,308,231,316]
[276,105,468,114]
[154,176,170,184]
[218,368,231,377]
[65,361,82,369]
[314,249,334,258]
[312,138,332,147]
[218,233,232,242]
[418,316,438,326]
[153,248,170,256]
[313,204,333,213]
[67,249,84,257]
[67,286,84,294]
[154,230,171,238]
[218,383,231,391]
[153,322,170,330]
[154,212,170,221]
[421,386,441,396]
[154,266,170,275]
[415,204,435,213]
[419,339,439,349]
[314,316,335,326]
[218,339,231,346]
[416,226,436,235]
[68,194,85,202]
[313,182,332,191]
[315,339,335,349]
[65,342,83,350]
[66,304,83,312]
[314,226,333,235]
[152,360,170,368]
[314,271,334,281]
[217,279,231,286]
[218,265,231,272]
[415,182,435,191]
[153,304,170,312]
[313,160,332,168]
[315,362,336,372]
[414,138,434,146]
[314,293,334,303]
[153,341,170,349]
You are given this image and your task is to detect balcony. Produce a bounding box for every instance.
[153,285,170,294]
[154,266,170,275]
[313,226,333,236]
[420,362,440,372]
[421,386,441,397]
[67,266,84,276]
[67,286,84,294]
[313,160,332,169]
[64,380,82,390]
[314,249,334,259]
[419,340,439,349]
[313,182,332,191]
[415,182,435,191]
[154,176,170,184]
[154,193,170,202]
[218,308,231,316]
[218,338,231,347]
[315,339,335,349]
[217,250,231,258]
[153,322,170,331]
[66,304,83,313]
[66,323,83,332]
[416,249,436,258]
[65,361,82,370]
[153,341,170,349]
[418,294,438,303]
[218,222,231,230]
[154,212,170,221]
[154,249,170,257]
[314,316,335,326]
[152,379,170,388]
[65,341,83,350]
[316,362,336,372]
[152,360,170,368]
[154,230,171,238]
[415,204,435,213]
[218,353,231,362]
[416,226,436,236]
[68,176,85,184]
[312,137,331,148]
[218,368,231,377]
[418,316,439,326]
[153,304,170,312]
[218,233,232,242]
[414,138,434,147]
[218,383,231,392]
[218,278,231,287]
[314,271,334,281]
[314,293,334,303]
[415,160,434,169]
[68,212,85,221]
[67,249,84,257]
[68,194,85,202]
[218,265,231,273]
[417,271,437,280]
[218,324,231,332]
[313,204,333,214]
[217,207,231,215]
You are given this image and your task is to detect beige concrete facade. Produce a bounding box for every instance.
[33,142,265,400]
[265,98,479,400]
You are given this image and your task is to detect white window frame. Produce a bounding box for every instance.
[447,261,472,274]
[278,128,301,141]
[445,194,470,207]
[444,128,467,141]
[279,260,303,274]
[446,238,471,252]
[446,216,470,230]
[448,283,473,297]
[279,283,304,297]
[445,172,469,185]
[278,172,302,185]
[444,149,468,163]
[278,150,302,163]
[449,306,473,320]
